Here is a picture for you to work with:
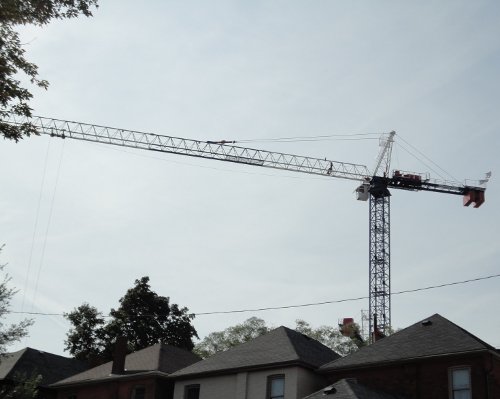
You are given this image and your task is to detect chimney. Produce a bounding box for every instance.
[111,336,128,375]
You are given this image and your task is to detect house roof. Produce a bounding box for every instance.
[172,326,340,378]
[320,313,496,371]
[0,347,87,386]
[303,378,404,399]
[51,343,200,387]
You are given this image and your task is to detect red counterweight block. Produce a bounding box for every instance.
[463,189,485,208]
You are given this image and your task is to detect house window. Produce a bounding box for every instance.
[267,374,285,399]
[131,385,145,399]
[450,367,471,399]
[184,384,200,399]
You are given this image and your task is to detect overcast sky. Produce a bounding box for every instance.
[1,1,499,357]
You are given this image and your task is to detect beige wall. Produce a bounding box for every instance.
[173,366,328,399]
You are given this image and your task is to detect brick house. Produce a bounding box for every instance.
[171,326,340,399]
[0,347,88,399]
[50,343,200,399]
[313,314,500,399]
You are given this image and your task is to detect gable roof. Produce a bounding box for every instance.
[303,378,404,399]
[321,314,496,371]
[172,326,340,378]
[51,343,200,387]
[0,347,87,386]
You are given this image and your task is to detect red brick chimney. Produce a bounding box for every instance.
[111,336,128,375]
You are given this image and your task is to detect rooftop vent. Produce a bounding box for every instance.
[421,320,432,326]
[323,386,337,395]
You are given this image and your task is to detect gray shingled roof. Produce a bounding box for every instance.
[0,348,87,386]
[303,378,404,399]
[51,343,200,387]
[320,314,496,371]
[172,326,340,378]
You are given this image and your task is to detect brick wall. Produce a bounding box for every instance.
[54,376,173,399]
[324,352,500,399]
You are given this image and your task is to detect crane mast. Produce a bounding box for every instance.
[368,131,395,339]
[3,114,487,342]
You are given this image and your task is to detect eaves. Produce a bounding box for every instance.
[50,370,170,389]
[171,359,318,381]
[319,348,499,374]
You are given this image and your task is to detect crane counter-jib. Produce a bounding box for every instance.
[5,114,371,182]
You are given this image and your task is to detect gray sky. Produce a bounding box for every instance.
[1,1,499,356]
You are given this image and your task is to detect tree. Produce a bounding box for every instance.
[0,245,33,357]
[0,0,99,141]
[294,319,363,356]
[0,372,42,399]
[64,277,198,364]
[64,303,106,364]
[194,317,364,358]
[194,317,270,358]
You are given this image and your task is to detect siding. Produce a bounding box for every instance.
[173,366,327,399]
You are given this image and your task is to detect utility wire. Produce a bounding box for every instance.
[30,141,65,311]
[196,273,500,315]
[9,273,500,318]
[21,139,51,313]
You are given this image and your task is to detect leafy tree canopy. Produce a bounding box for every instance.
[294,319,363,356]
[193,317,271,359]
[0,0,99,141]
[0,245,33,357]
[64,277,198,365]
[0,372,42,399]
[194,317,363,358]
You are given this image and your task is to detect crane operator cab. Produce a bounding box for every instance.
[356,181,370,201]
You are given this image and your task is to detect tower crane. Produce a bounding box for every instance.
[4,114,488,340]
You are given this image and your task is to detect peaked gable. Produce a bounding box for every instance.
[321,314,495,371]
[52,343,200,386]
[172,326,340,378]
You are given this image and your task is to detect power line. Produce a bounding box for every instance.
[196,273,500,315]
[9,273,500,319]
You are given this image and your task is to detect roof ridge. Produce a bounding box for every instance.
[429,314,496,351]
[279,327,303,361]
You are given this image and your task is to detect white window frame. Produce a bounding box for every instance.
[449,366,471,399]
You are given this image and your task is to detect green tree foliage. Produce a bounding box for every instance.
[294,319,363,356]
[63,303,106,364]
[0,0,99,141]
[194,317,362,358]
[64,277,198,365]
[0,245,33,357]
[194,317,270,358]
[0,372,42,399]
